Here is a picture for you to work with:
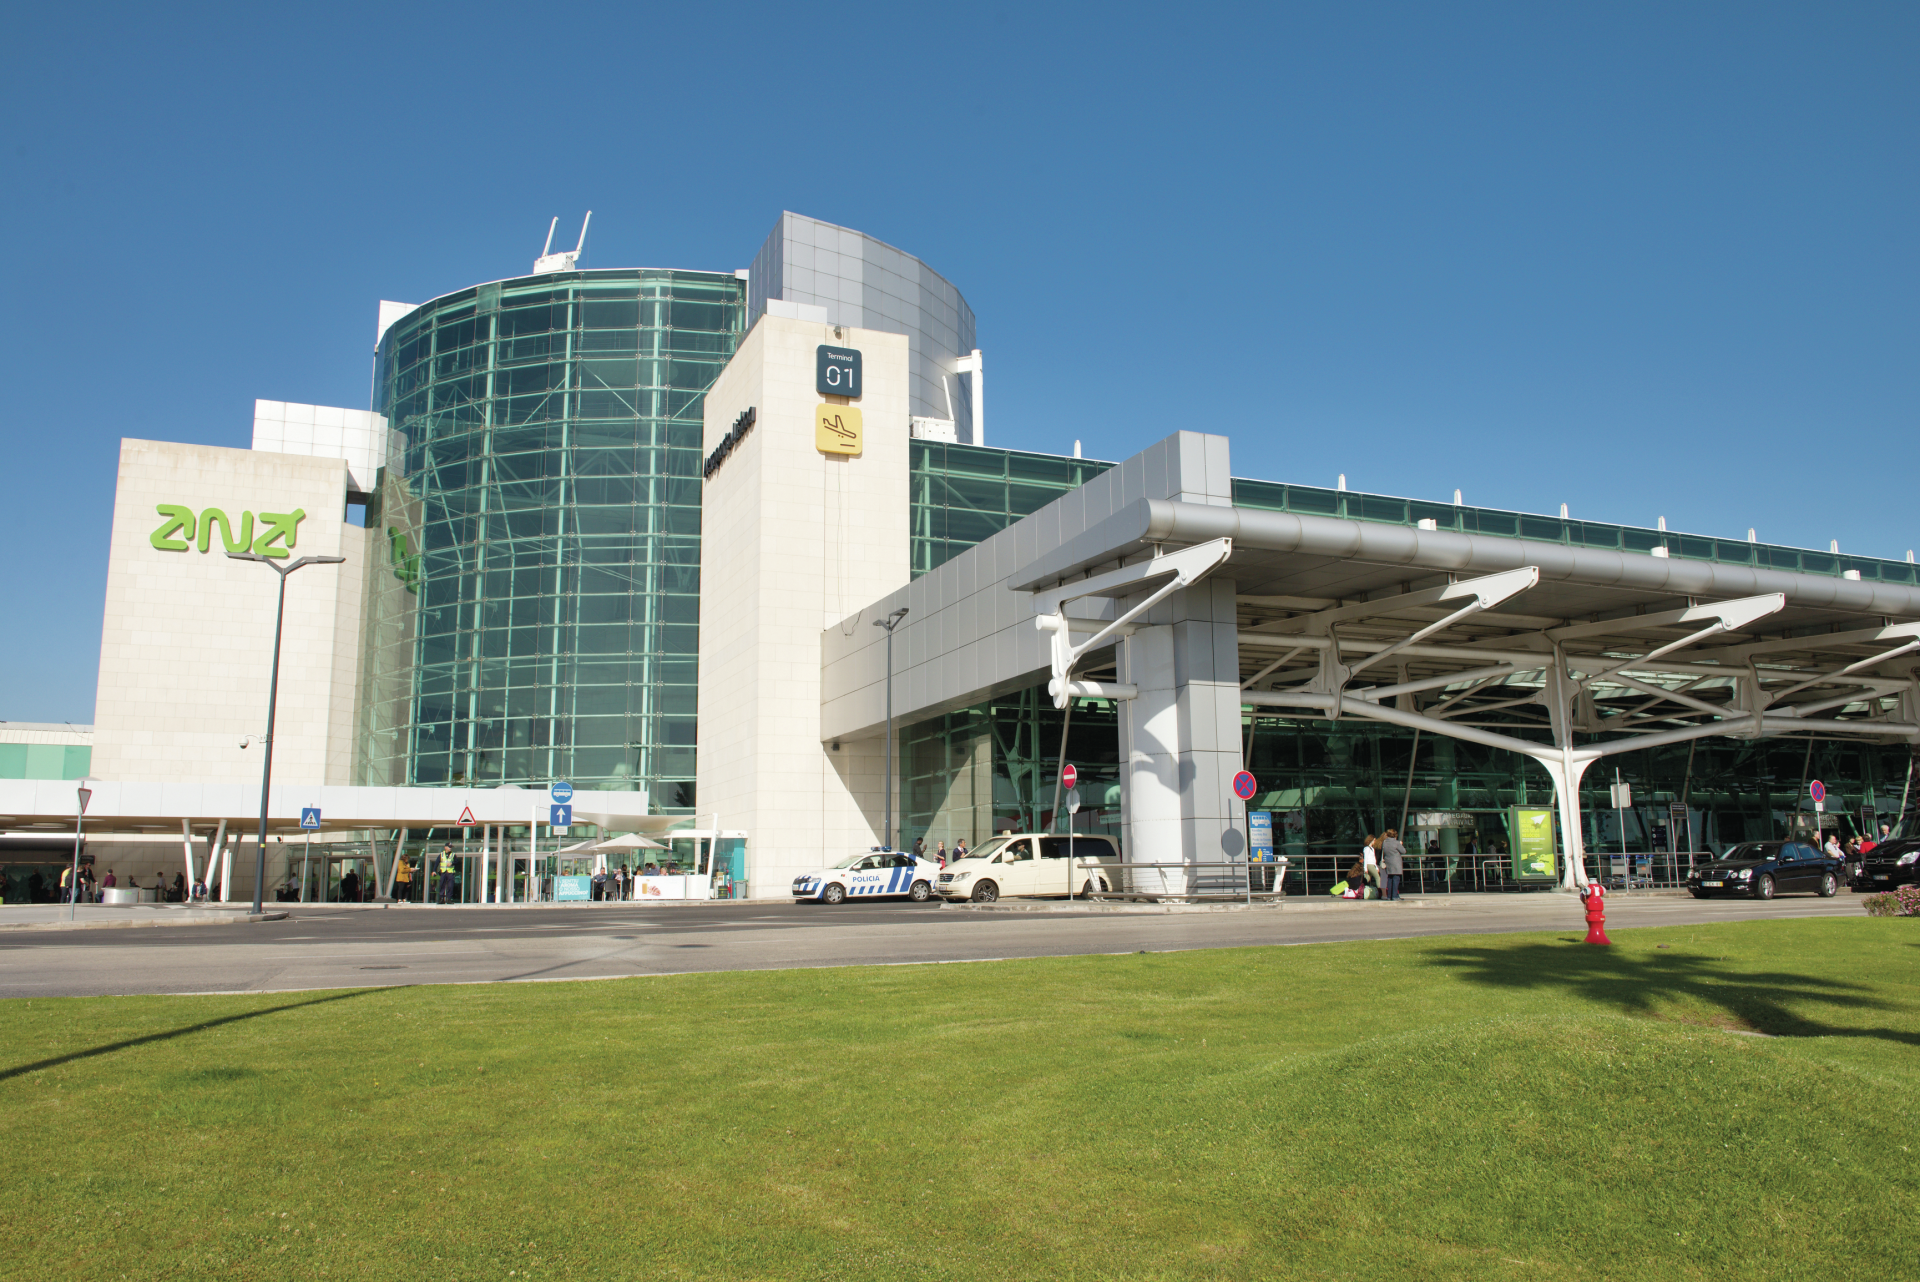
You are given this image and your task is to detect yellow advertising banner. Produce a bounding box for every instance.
[815,404,862,456]
[1510,807,1556,880]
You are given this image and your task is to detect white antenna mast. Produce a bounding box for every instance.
[533,211,592,274]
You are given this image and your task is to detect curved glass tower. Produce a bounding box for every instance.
[357,268,745,810]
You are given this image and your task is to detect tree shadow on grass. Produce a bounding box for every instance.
[1424,942,1919,1046]
[0,988,378,1082]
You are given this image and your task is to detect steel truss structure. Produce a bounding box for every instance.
[1237,572,1920,890]
[1018,499,1920,892]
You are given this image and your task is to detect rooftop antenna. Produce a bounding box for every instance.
[533,211,592,274]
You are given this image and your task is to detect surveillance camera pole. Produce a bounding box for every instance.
[873,608,909,851]
[228,552,346,914]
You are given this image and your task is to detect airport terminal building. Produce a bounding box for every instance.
[5,211,1918,903]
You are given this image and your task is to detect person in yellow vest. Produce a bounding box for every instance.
[438,844,456,904]
[394,852,414,903]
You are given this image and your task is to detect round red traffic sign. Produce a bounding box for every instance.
[1232,770,1258,801]
[1061,764,1077,790]
[1809,780,1826,803]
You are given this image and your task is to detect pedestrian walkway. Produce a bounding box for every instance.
[0,904,285,931]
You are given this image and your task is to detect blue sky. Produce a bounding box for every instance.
[2,2,1914,723]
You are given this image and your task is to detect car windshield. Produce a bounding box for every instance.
[1717,845,1771,862]
[831,853,879,870]
[961,837,1013,862]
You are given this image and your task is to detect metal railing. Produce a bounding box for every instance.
[1072,860,1286,904]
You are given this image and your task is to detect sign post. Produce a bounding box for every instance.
[1233,771,1258,904]
[299,807,319,906]
[1065,785,1082,899]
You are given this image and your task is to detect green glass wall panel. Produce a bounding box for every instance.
[1227,479,1911,583]
[0,743,91,780]
[909,442,1117,579]
[357,268,744,810]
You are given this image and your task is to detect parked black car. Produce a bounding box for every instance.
[1685,841,1840,900]
[1852,838,1920,893]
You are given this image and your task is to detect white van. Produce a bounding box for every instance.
[935,833,1121,902]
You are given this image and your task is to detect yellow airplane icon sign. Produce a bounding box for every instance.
[815,404,863,456]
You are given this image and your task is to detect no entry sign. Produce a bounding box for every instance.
[1062,764,1078,790]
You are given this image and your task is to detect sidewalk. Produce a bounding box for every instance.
[0,904,288,931]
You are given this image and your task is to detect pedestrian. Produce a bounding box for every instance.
[170,872,186,903]
[28,870,45,903]
[1380,828,1406,901]
[912,837,925,860]
[102,869,117,890]
[438,844,456,904]
[394,853,413,903]
[1360,835,1380,898]
[592,866,608,901]
[954,839,969,861]
[340,866,361,902]
[59,865,72,903]
[935,840,947,868]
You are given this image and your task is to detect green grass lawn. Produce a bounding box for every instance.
[3,918,1915,1281]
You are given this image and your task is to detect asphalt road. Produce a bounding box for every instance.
[0,891,1866,1000]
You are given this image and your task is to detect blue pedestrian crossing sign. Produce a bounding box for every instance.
[551,781,574,804]
[550,804,572,828]
[299,807,321,830]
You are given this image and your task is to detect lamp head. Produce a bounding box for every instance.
[873,607,909,631]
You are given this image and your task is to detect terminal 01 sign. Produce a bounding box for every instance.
[816,345,861,398]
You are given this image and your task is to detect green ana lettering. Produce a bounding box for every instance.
[149,505,306,558]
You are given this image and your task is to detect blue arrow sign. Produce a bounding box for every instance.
[551,781,574,804]
[299,807,321,830]
[550,804,572,827]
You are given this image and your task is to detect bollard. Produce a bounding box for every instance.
[1579,882,1612,946]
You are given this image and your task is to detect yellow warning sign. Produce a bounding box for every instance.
[815,404,863,456]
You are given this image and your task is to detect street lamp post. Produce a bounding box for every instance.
[69,778,93,921]
[872,607,909,851]
[228,552,346,914]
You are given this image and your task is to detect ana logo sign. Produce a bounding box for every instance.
[387,526,420,594]
[150,505,306,558]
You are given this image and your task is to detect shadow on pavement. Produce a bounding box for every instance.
[0,988,377,1082]
[1425,941,1917,1045]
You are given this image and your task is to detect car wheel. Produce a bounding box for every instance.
[908,880,932,902]
[1819,872,1838,898]
[970,880,999,903]
[1753,874,1775,901]
[822,882,846,905]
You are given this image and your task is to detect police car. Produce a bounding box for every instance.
[792,851,941,904]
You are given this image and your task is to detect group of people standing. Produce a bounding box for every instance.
[1339,829,1407,900]
[909,838,969,867]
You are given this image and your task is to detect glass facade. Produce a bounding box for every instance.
[1231,479,1919,583]
[910,441,1115,579]
[358,268,745,810]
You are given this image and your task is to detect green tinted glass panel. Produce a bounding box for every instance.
[364,268,744,806]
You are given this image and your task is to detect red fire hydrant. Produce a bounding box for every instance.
[1580,882,1612,946]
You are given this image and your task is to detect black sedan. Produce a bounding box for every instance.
[1685,841,1841,900]
[1853,838,1920,892]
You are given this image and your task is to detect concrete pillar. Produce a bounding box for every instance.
[1119,578,1241,894]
